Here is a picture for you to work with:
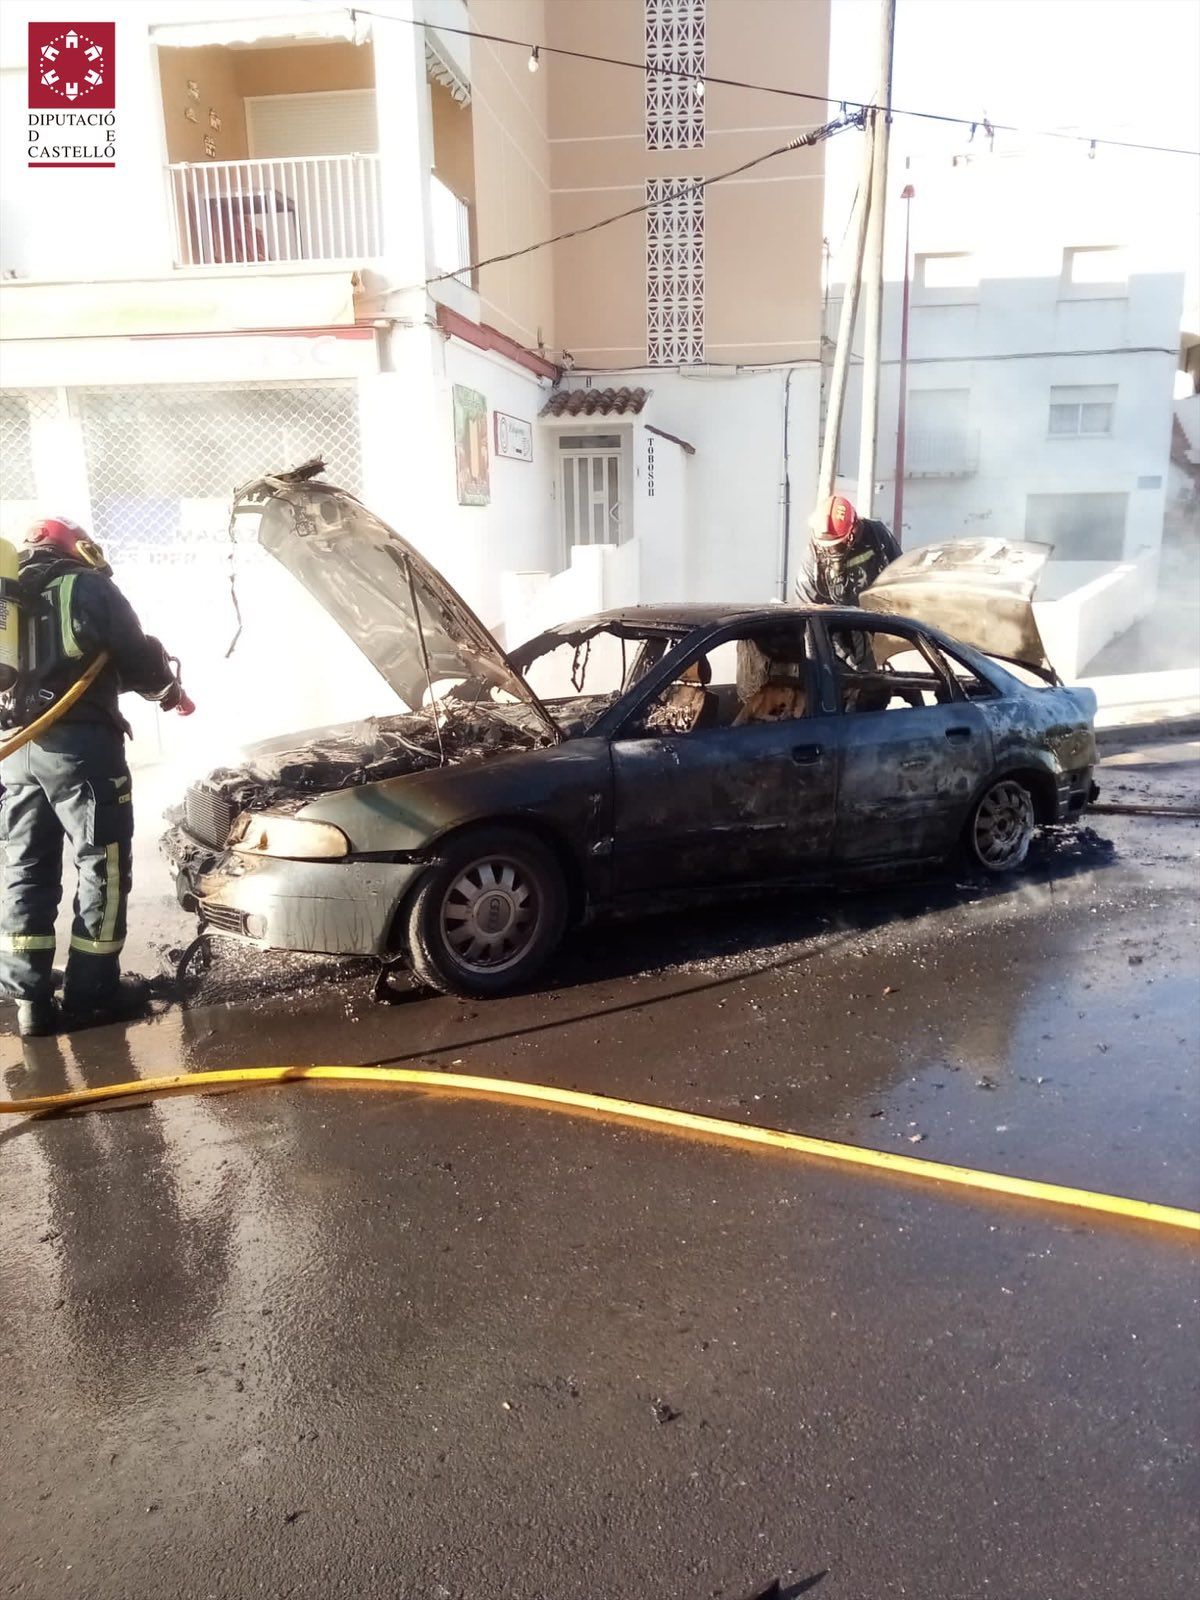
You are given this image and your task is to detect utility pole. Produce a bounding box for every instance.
[856,0,896,516]
[815,128,874,512]
[892,181,915,543]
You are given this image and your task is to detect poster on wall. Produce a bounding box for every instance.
[494,411,533,462]
[453,385,490,505]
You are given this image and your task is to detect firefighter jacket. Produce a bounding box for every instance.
[796,517,902,607]
[13,549,178,734]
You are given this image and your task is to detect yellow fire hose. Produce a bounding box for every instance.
[2,1063,1196,1235]
[0,652,110,763]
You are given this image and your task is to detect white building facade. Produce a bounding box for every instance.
[0,1,564,765]
[1,0,836,767]
[835,150,1186,677]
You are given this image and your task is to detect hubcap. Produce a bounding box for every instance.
[974,781,1035,868]
[441,856,540,973]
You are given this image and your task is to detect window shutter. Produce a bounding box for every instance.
[246,90,378,158]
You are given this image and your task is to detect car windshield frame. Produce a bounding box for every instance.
[510,620,696,736]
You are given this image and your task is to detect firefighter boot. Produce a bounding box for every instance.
[16,996,60,1037]
[62,974,151,1031]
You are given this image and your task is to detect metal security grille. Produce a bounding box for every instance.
[76,383,361,563]
[0,389,59,512]
[646,177,705,365]
[645,0,706,151]
[560,444,622,550]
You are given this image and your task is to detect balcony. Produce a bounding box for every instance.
[167,154,382,268]
[903,429,981,477]
[430,173,472,286]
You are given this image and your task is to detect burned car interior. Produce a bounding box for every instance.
[640,632,813,733]
[514,620,819,737]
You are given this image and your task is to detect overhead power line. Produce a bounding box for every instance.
[350,7,1200,160]
[420,110,863,290]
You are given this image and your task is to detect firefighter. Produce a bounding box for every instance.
[0,517,193,1037]
[795,493,901,609]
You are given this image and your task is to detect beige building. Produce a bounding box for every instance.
[460,0,835,634]
[1,0,832,757]
[547,0,829,369]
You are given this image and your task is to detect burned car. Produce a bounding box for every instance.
[163,468,1098,998]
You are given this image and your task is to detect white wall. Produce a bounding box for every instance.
[0,323,375,391]
[863,341,1179,564]
[633,422,688,600]
[359,324,558,637]
[561,365,822,606]
[1177,393,1200,465]
[500,545,609,650]
[1033,562,1147,681]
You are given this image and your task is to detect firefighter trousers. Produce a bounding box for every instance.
[0,723,133,1006]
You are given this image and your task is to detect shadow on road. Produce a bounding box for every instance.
[162,821,1120,1021]
[0,822,1118,1062]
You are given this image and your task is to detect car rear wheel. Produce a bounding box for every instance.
[966,777,1036,873]
[404,828,568,997]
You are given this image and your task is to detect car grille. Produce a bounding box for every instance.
[199,902,250,937]
[184,784,236,849]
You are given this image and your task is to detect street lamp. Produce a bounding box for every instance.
[892,182,915,544]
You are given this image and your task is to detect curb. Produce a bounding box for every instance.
[1095,713,1200,749]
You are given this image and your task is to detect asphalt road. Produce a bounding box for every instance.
[2,740,1198,1600]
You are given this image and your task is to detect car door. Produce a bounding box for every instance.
[609,624,838,895]
[819,619,994,864]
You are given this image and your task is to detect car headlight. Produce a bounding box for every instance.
[228,812,350,860]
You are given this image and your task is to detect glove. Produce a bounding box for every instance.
[160,680,195,716]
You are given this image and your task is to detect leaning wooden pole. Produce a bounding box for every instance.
[814,128,874,521]
[856,0,897,515]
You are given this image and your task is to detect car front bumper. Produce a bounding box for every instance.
[162,825,427,958]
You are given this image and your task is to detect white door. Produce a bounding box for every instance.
[560,438,622,550]
[243,90,380,260]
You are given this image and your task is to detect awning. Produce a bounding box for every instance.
[426,33,470,104]
[149,8,367,51]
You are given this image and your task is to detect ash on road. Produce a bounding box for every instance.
[2,740,1197,1600]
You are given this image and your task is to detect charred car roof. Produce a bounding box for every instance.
[532,540,1060,682]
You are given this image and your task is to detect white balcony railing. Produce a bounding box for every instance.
[167,154,382,267]
[903,428,981,477]
[430,173,472,285]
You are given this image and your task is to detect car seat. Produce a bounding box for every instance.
[657,657,718,731]
[733,638,807,725]
[733,677,808,725]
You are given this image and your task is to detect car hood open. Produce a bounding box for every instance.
[859,538,1058,680]
[230,465,560,741]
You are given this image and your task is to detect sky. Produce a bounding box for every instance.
[828,0,1200,150]
[824,0,1200,323]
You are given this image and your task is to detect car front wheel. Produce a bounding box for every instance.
[404,827,568,997]
[966,777,1037,873]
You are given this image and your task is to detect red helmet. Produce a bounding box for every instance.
[824,495,859,542]
[25,516,109,570]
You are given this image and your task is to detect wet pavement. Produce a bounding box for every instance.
[2,741,1198,1600]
